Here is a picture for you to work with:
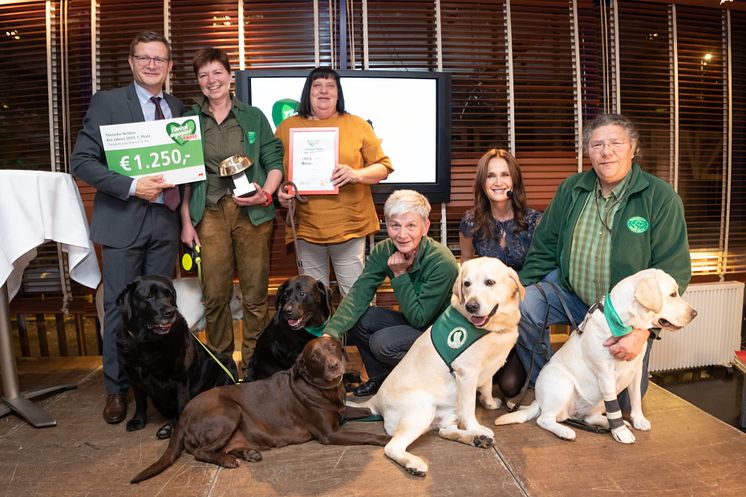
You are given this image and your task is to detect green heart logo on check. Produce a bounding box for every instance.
[166,120,197,146]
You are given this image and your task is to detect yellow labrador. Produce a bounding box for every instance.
[349,257,524,476]
[495,268,697,443]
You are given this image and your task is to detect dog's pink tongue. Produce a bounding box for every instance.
[288,318,302,328]
[470,315,489,327]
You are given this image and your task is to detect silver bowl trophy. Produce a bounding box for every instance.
[218,154,256,197]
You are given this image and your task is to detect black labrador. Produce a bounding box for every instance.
[244,275,333,381]
[116,275,237,438]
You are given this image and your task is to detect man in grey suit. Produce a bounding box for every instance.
[71,31,185,425]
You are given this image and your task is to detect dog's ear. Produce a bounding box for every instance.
[116,277,140,323]
[294,348,309,379]
[164,276,176,300]
[275,280,290,311]
[507,267,525,302]
[452,266,464,304]
[337,338,349,361]
[317,280,334,317]
[634,275,663,313]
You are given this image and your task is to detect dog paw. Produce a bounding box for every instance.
[475,425,494,440]
[583,414,610,428]
[405,465,428,478]
[233,449,262,462]
[126,418,146,432]
[611,427,636,444]
[472,434,495,448]
[479,396,501,410]
[632,416,651,432]
[155,422,173,439]
[220,455,241,468]
[541,421,576,441]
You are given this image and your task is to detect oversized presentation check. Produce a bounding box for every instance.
[101,117,206,185]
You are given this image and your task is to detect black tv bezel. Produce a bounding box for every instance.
[235,69,451,203]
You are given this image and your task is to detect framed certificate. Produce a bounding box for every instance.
[288,127,339,195]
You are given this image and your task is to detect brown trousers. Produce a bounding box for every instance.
[197,198,272,369]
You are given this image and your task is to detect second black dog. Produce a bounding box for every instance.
[116,275,237,438]
[244,275,333,381]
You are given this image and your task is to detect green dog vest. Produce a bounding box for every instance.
[430,306,490,373]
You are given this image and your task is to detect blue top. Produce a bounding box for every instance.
[459,208,542,271]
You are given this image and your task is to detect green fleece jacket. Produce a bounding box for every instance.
[324,236,459,339]
[185,98,284,226]
[519,163,691,295]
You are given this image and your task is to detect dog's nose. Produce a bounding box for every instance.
[163,307,176,320]
[326,358,342,373]
[690,308,698,319]
[465,300,480,314]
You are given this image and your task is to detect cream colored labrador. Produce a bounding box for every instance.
[349,257,524,477]
[495,268,697,443]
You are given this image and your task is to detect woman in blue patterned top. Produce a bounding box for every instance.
[459,148,541,269]
[459,148,541,398]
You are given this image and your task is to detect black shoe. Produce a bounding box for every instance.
[351,377,385,397]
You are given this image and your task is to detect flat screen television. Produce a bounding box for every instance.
[235,69,451,203]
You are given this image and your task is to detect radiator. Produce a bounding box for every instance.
[649,281,744,372]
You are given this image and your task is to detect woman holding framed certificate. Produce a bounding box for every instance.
[276,67,393,296]
[179,48,284,373]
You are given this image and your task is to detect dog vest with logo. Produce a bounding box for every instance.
[431,306,489,373]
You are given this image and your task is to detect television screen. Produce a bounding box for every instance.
[235,70,451,202]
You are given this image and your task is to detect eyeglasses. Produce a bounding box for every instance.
[589,140,629,152]
[132,55,170,66]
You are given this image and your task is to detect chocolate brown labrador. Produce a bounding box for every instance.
[131,336,389,483]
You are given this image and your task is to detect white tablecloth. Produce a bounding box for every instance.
[0,170,101,300]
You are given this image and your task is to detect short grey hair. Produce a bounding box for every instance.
[384,190,431,222]
[582,113,642,161]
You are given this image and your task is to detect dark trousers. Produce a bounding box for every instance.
[347,307,425,380]
[101,205,179,395]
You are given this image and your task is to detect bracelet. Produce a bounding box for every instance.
[261,191,273,207]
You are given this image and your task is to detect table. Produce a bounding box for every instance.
[0,170,101,428]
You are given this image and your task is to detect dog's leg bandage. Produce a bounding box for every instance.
[604,398,626,434]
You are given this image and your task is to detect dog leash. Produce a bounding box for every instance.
[280,181,308,271]
[189,330,237,384]
[181,243,202,284]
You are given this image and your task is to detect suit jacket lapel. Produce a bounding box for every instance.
[126,83,146,122]
[163,93,182,118]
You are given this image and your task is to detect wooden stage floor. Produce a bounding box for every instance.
[1,356,745,497]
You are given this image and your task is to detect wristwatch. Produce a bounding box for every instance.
[261,191,273,207]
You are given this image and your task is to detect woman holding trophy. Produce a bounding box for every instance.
[180,47,283,373]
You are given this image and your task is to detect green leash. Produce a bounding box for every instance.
[189,330,237,384]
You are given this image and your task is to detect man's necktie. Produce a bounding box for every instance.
[150,96,179,210]
[150,96,165,120]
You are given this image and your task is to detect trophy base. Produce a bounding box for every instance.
[232,174,257,198]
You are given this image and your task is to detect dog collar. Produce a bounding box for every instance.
[431,306,490,374]
[304,316,330,337]
[603,293,633,337]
